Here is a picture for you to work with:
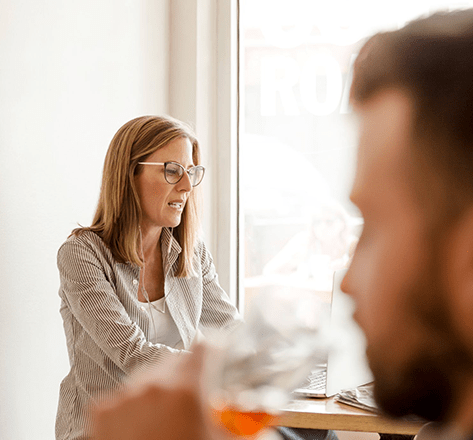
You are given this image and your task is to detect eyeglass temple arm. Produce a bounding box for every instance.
[138,162,204,170]
[137,162,166,166]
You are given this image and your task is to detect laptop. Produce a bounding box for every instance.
[293,269,374,398]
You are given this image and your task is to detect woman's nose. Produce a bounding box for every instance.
[177,171,192,192]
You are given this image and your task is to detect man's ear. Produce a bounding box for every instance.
[445,205,473,349]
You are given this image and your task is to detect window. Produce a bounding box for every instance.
[238,0,473,315]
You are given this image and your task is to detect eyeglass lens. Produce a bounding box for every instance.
[164,162,204,187]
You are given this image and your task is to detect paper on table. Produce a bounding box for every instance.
[334,382,379,413]
[335,383,425,424]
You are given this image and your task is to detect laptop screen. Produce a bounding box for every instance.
[325,269,374,396]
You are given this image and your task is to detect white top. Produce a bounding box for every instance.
[143,298,183,349]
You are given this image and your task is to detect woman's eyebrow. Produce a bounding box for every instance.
[160,160,196,169]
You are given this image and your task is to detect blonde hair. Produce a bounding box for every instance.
[73,115,202,278]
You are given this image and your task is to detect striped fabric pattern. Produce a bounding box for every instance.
[55,228,242,440]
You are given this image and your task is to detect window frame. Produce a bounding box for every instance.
[169,0,241,308]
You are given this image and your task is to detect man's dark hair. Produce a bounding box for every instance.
[351,9,473,222]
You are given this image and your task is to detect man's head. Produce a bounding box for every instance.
[342,9,473,424]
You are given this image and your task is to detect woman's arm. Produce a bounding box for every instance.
[58,235,183,375]
[198,241,243,332]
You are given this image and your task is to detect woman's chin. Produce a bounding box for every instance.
[148,213,183,229]
[168,215,183,228]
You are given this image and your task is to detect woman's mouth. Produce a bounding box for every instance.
[168,202,183,210]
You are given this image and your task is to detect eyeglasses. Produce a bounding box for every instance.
[138,161,205,187]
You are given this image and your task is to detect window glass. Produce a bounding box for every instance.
[239,0,473,315]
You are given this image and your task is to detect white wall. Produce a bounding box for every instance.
[0,1,170,438]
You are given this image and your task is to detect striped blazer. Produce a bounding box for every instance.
[55,228,242,440]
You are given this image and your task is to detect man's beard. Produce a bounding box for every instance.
[371,345,454,421]
[369,254,473,422]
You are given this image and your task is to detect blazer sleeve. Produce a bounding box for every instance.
[57,236,182,375]
[198,241,243,332]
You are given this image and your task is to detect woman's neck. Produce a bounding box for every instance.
[139,224,163,256]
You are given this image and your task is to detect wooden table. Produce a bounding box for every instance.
[279,396,424,435]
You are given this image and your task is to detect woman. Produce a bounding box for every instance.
[56,115,242,440]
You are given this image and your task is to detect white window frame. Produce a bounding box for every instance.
[169,0,240,308]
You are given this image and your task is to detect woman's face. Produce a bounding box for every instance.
[135,136,194,230]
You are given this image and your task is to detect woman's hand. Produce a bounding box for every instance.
[91,344,235,440]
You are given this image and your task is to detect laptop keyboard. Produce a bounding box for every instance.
[298,369,327,393]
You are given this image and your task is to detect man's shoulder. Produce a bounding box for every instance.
[415,422,470,440]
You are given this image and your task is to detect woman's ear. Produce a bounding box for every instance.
[445,205,473,349]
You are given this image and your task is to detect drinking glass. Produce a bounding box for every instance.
[207,289,330,438]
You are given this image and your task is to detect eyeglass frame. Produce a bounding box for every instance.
[137,161,206,187]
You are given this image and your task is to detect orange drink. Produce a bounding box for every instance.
[212,405,279,438]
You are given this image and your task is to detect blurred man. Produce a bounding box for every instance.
[92,9,473,440]
[341,9,473,439]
